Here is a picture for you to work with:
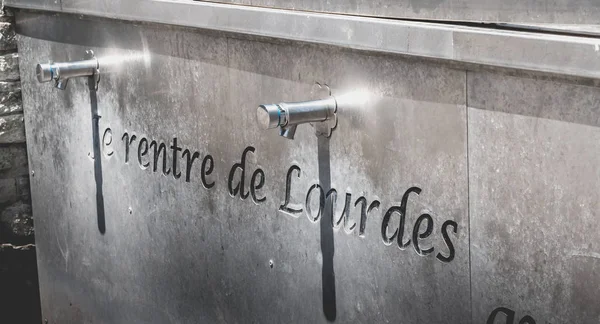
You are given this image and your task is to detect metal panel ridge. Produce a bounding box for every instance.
[206,0,600,25]
[8,0,600,79]
[4,0,61,11]
[11,0,600,24]
[11,0,593,80]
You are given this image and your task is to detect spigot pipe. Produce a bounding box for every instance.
[281,97,336,126]
[36,59,98,84]
[256,97,337,130]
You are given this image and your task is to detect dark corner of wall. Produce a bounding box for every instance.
[0,3,42,324]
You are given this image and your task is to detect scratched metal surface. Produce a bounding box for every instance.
[3,0,60,10]
[468,72,600,324]
[205,0,600,24]
[7,0,600,25]
[17,11,469,323]
[8,0,600,80]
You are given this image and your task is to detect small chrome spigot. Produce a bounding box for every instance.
[36,50,100,90]
[257,97,337,140]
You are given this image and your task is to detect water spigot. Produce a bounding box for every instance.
[36,50,100,90]
[257,97,337,140]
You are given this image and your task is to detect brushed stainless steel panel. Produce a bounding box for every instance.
[468,71,600,323]
[4,0,60,10]
[10,1,600,80]
[207,0,600,25]
[9,0,600,25]
[18,11,469,323]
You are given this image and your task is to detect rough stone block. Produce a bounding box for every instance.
[0,80,20,93]
[0,113,25,143]
[0,178,16,204]
[0,22,15,51]
[0,4,14,18]
[0,81,23,116]
[0,53,19,81]
[0,202,34,240]
[15,175,30,202]
[0,145,29,178]
[0,90,21,116]
[0,81,22,116]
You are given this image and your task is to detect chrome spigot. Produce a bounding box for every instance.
[36,50,100,90]
[257,97,337,140]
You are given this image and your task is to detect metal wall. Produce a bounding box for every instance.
[209,0,600,25]
[468,72,600,323]
[7,0,600,27]
[15,8,600,324]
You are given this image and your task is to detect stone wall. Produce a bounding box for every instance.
[0,3,41,324]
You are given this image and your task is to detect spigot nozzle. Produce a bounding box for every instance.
[36,51,99,90]
[36,63,53,83]
[257,104,283,129]
[256,97,337,139]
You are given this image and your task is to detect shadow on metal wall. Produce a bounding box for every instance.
[89,87,106,234]
[318,136,336,321]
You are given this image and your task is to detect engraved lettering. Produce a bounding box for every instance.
[182,149,199,183]
[486,307,538,324]
[342,192,356,234]
[355,197,380,237]
[413,213,434,256]
[436,220,457,263]
[519,316,536,324]
[250,168,266,203]
[149,140,171,175]
[325,189,339,228]
[396,187,421,250]
[137,137,150,170]
[170,137,182,179]
[487,307,515,324]
[201,155,215,189]
[328,191,352,231]
[381,187,421,247]
[120,130,215,190]
[121,132,136,163]
[279,165,302,217]
[103,128,114,158]
[113,129,460,262]
[228,146,254,199]
[381,206,398,246]
[305,184,325,223]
